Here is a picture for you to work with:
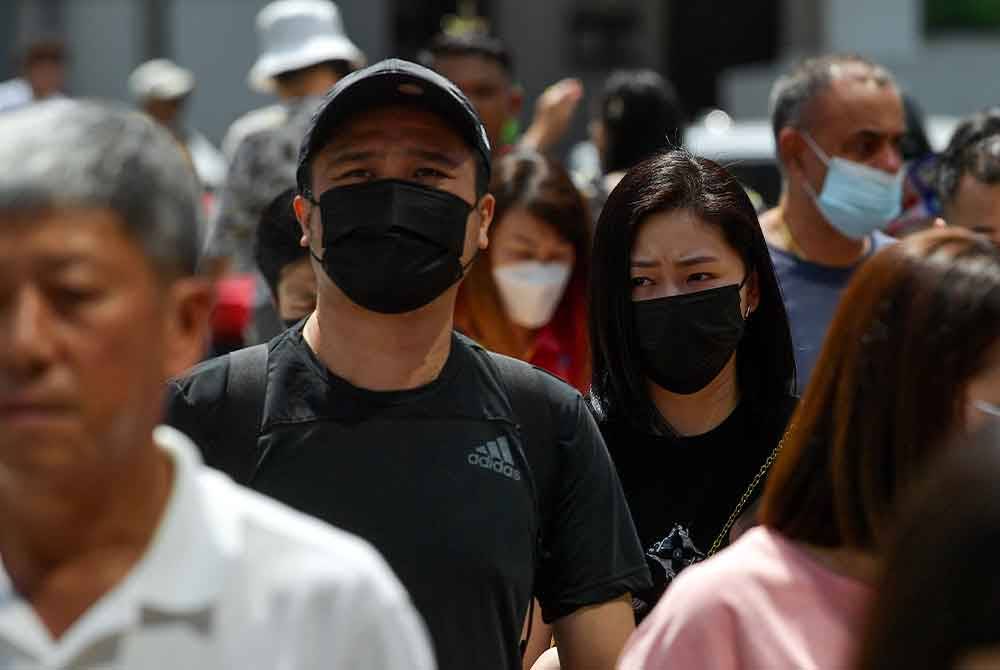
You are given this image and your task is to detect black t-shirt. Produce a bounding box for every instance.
[165,325,650,670]
[600,396,795,619]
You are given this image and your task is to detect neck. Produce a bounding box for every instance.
[274,69,339,101]
[763,186,869,267]
[509,323,538,359]
[0,438,173,638]
[802,543,878,585]
[649,355,740,436]
[305,289,456,391]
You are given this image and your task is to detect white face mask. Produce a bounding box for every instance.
[492,261,572,329]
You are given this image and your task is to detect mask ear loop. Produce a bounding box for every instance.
[739,273,753,320]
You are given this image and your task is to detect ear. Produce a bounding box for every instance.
[476,193,495,250]
[161,277,215,379]
[743,270,761,318]
[510,84,524,118]
[293,194,314,248]
[777,127,808,182]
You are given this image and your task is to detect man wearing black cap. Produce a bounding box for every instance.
[166,59,650,670]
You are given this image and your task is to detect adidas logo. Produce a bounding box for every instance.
[467,436,522,481]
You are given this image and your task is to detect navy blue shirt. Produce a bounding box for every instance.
[770,231,894,389]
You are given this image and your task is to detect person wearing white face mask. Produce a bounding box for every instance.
[456,150,592,392]
[759,54,904,388]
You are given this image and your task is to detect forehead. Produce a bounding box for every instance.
[809,69,904,135]
[633,209,732,255]
[319,104,472,158]
[0,208,144,267]
[956,175,1000,209]
[432,54,510,86]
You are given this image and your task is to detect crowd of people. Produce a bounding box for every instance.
[2,0,1000,668]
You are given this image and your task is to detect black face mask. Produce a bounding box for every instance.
[633,282,747,395]
[309,179,474,314]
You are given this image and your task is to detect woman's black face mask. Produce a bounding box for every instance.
[308,179,475,314]
[633,281,748,395]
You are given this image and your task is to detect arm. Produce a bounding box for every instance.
[518,78,584,153]
[553,594,635,670]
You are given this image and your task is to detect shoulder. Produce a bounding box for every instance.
[222,104,289,158]
[166,353,232,409]
[467,336,584,413]
[205,469,411,604]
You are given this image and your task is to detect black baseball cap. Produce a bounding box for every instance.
[296,58,492,194]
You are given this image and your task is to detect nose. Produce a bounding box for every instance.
[0,286,57,379]
[875,142,904,175]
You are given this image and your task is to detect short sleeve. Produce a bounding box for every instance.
[535,390,652,622]
[618,563,739,670]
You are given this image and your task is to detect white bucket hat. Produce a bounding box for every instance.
[129,59,195,102]
[248,0,365,94]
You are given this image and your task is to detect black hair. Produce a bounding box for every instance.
[255,187,306,298]
[418,32,513,76]
[857,424,1000,669]
[597,69,684,174]
[589,150,796,431]
[938,106,1000,208]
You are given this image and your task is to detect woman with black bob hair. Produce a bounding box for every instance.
[590,150,796,619]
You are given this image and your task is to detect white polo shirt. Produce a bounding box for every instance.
[0,426,435,669]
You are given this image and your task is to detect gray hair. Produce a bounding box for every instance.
[0,99,202,275]
[769,54,896,144]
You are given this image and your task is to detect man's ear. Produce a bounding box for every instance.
[777,127,808,182]
[293,194,313,248]
[477,193,495,250]
[510,84,524,118]
[162,277,215,379]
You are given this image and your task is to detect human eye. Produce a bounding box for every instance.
[334,168,375,183]
[631,276,652,288]
[413,167,451,180]
[687,272,715,284]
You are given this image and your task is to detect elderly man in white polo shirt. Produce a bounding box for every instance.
[0,100,433,669]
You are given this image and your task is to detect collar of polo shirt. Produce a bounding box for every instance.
[0,426,240,665]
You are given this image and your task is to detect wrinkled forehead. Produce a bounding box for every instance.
[807,67,903,132]
[316,103,474,163]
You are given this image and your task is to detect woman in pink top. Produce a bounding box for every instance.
[619,228,1000,670]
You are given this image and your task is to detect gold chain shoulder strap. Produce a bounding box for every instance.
[706,428,790,557]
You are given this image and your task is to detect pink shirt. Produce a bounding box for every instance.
[618,527,872,670]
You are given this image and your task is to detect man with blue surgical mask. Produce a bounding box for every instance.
[760,54,905,387]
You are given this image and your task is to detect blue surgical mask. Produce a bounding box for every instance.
[801,132,903,240]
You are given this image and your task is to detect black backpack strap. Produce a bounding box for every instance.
[222,343,269,485]
[489,354,555,469]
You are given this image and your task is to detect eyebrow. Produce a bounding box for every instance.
[326,147,463,169]
[407,148,462,168]
[675,255,719,267]
[630,258,658,269]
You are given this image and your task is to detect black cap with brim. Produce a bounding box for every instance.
[296,58,492,194]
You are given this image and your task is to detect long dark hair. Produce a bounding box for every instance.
[857,427,1000,670]
[761,228,1000,550]
[589,150,795,430]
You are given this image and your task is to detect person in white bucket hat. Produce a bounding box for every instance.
[130,58,227,191]
[208,1,365,349]
[221,0,365,160]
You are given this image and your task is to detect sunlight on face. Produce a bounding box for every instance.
[630,209,747,302]
[490,208,575,269]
